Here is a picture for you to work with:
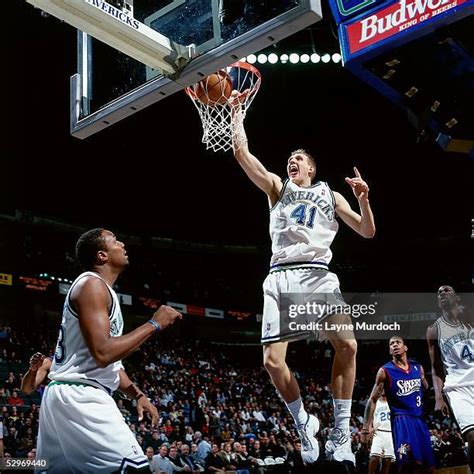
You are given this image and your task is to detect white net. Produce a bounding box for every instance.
[185,61,262,153]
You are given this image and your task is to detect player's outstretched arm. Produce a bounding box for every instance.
[334,167,375,238]
[362,367,385,442]
[21,353,52,394]
[118,368,159,427]
[72,277,182,368]
[230,95,282,204]
[426,324,449,416]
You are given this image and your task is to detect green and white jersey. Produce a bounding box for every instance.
[50,271,124,393]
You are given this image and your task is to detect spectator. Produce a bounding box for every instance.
[195,431,212,464]
[205,443,225,473]
[7,391,24,407]
[145,446,162,473]
[0,387,8,405]
[181,443,204,472]
[287,441,304,470]
[167,445,191,472]
[217,443,237,472]
[154,445,176,474]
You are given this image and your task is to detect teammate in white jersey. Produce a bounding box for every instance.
[427,285,474,472]
[231,104,375,465]
[37,228,182,473]
[367,393,395,474]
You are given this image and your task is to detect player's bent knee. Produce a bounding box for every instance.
[335,338,357,358]
[263,353,286,374]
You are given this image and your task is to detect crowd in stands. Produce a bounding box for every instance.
[0,322,469,473]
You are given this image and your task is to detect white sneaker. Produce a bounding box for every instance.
[296,414,320,465]
[325,428,355,464]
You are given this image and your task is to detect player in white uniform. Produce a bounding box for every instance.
[231,104,376,465]
[427,285,474,473]
[36,228,181,473]
[367,394,395,473]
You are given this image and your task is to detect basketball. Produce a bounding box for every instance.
[194,71,233,106]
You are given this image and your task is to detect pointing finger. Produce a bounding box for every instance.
[354,167,361,178]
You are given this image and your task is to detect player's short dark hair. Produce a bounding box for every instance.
[291,148,316,180]
[75,228,106,270]
[389,335,405,344]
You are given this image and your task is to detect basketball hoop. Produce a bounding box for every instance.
[185,61,262,153]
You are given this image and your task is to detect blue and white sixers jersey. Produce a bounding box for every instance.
[50,271,124,393]
[383,360,424,417]
[269,180,338,268]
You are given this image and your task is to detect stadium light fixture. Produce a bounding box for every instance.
[247,54,257,64]
[289,53,300,64]
[268,53,278,64]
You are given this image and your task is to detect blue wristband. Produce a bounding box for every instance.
[147,319,161,333]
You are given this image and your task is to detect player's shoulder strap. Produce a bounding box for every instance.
[67,271,116,319]
[318,181,336,208]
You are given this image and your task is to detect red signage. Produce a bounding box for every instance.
[228,310,252,320]
[138,297,161,309]
[187,305,205,317]
[19,276,53,292]
[347,0,467,54]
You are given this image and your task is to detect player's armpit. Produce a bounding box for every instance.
[234,146,282,201]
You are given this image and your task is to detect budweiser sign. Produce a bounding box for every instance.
[347,0,468,54]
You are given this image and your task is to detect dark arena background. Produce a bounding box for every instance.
[2,1,473,473]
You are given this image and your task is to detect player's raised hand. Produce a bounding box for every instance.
[152,305,182,330]
[229,89,250,114]
[137,396,159,427]
[434,397,450,417]
[345,167,369,201]
[29,352,45,371]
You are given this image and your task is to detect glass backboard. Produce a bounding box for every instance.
[69,0,323,138]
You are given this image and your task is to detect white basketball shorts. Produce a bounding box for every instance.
[36,382,149,473]
[370,430,395,460]
[261,267,346,344]
[445,385,474,435]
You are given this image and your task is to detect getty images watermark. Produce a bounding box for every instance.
[275,292,474,340]
[287,300,400,332]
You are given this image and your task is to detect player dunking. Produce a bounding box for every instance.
[36,228,182,473]
[363,336,435,474]
[427,285,474,472]
[231,105,375,464]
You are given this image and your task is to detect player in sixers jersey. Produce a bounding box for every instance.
[231,106,375,465]
[363,336,435,473]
